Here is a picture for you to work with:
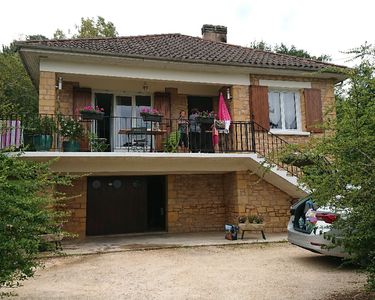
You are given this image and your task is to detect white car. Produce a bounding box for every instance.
[287,196,347,258]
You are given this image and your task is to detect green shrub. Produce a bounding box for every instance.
[0,153,73,291]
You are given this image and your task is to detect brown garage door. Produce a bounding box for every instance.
[86,176,148,236]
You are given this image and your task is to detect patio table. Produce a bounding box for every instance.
[118,128,167,152]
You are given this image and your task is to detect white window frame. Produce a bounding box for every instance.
[268,88,303,134]
[91,90,153,150]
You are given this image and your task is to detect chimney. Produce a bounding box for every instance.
[201,24,227,43]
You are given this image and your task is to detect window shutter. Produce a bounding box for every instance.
[154,92,171,151]
[250,85,269,130]
[304,88,323,133]
[73,87,92,151]
[73,88,92,116]
[154,92,171,120]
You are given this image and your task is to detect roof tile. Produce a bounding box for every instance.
[22,34,342,71]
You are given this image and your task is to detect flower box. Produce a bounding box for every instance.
[238,223,265,231]
[80,111,104,120]
[196,116,214,124]
[140,113,163,122]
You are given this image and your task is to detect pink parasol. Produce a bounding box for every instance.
[218,92,231,121]
[218,92,231,132]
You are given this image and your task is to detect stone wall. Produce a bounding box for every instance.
[230,85,251,121]
[167,172,295,234]
[58,81,74,116]
[223,172,239,223]
[38,73,76,116]
[60,172,296,238]
[39,71,56,114]
[58,177,87,238]
[167,174,226,233]
[235,171,294,233]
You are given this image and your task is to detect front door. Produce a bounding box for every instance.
[86,176,148,235]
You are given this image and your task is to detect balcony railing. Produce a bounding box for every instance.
[0,114,301,176]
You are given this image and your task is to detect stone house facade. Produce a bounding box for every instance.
[18,24,345,238]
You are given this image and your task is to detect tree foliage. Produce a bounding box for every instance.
[74,16,118,38]
[53,16,118,39]
[250,40,332,62]
[53,29,67,40]
[292,44,375,289]
[0,15,118,115]
[0,52,38,115]
[0,153,73,292]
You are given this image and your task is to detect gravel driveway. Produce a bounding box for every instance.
[10,243,365,300]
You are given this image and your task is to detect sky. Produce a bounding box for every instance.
[1,0,374,66]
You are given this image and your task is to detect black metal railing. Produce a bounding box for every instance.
[250,121,301,177]
[0,114,301,176]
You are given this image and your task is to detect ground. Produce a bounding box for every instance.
[9,243,366,300]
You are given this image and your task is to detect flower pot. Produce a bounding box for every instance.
[23,133,36,151]
[238,223,265,231]
[196,117,214,124]
[80,111,104,120]
[140,113,163,122]
[32,135,52,151]
[63,140,80,152]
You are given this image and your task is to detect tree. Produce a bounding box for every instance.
[0,51,38,115]
[52,16,118,40]
[289,44,375,289]
[74,16,118,38]
[250,40,331,62]
[0,33,51,115]
[0,153,73,293]
[249,40,272,51]
[26,34,48,41]
[53,29,67,40]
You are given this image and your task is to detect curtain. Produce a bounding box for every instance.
[268,92,282,129]
[283,92,297,129]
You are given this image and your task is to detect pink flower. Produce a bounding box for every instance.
[79,105,104,113]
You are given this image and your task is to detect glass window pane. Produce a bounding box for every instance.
[136,96,151,107]
[283,93,297,129]
[268,92,282,129]
[116,96,132,118]
[134,96,151,148]
[115,96,132,148]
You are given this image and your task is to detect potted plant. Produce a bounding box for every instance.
[88,132,108,152]
[163,131,180,153]
[196,111,215,124]
[21,115,39,151]
[59,116,84,152]
[247,215,264,225]
[79,105,105,120]
[237,214,266,239]
[31,115,56,151]
[140,107,163,122]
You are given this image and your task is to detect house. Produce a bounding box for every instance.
[17,24,346,238]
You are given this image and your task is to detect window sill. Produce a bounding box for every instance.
[269,130,311,136]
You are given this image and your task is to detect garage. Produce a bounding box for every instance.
[86,176,166,236]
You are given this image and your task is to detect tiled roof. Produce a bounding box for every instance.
[21,34,342,71]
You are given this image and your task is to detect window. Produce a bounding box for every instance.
[114,94,152,149]
[115,95,151,119]
[268,91,300,131]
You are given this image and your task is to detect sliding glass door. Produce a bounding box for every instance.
[113,95,152,151]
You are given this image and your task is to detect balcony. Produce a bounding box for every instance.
[0,114,301,177]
